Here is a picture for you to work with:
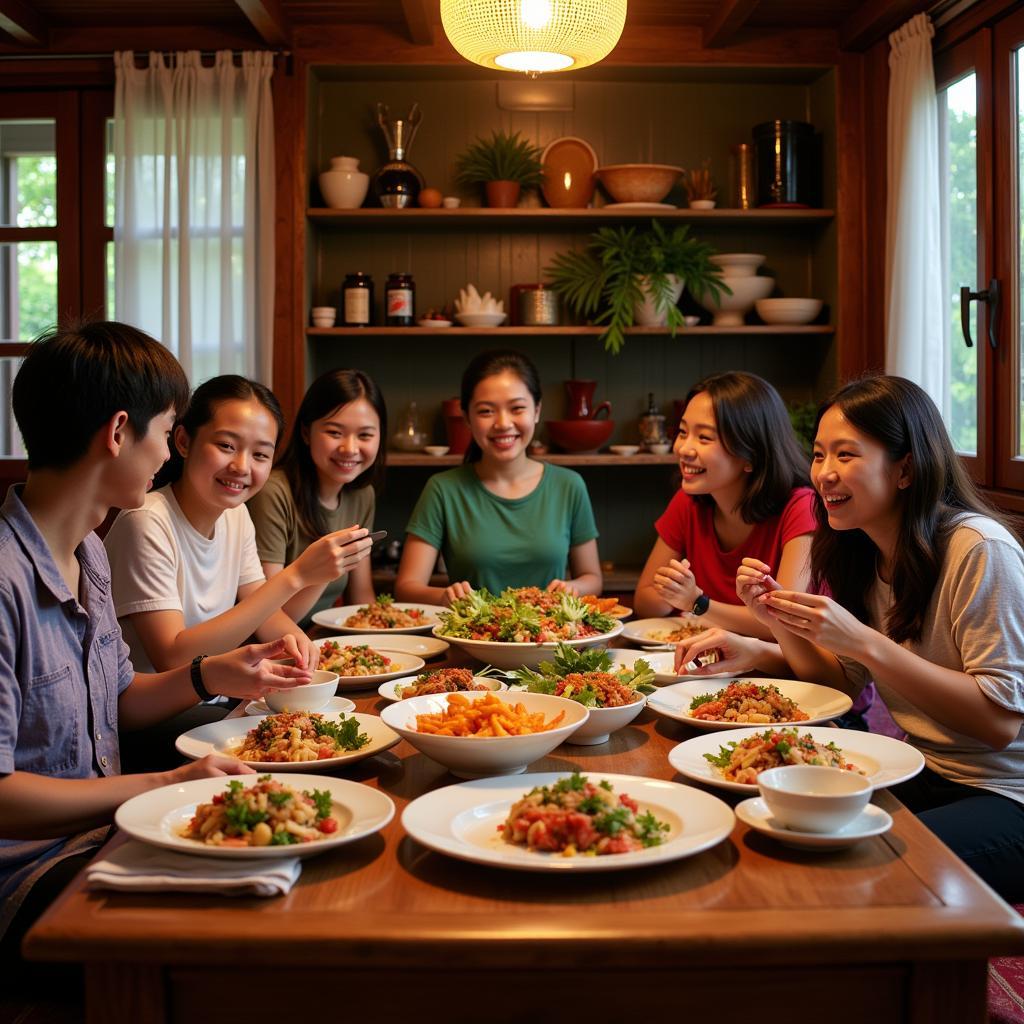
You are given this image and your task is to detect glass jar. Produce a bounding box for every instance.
[341,272,374,327]
[385,272,415,326]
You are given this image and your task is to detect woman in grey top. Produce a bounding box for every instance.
[737,375,1024,901]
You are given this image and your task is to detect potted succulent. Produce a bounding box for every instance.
[455,130,544,208]
[545,220,729,354]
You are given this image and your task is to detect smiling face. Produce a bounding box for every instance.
[812,405,909,547]
[176,397,278,514]
[466,370,540,462]
[673,391,750,505]
[304,396,380,500]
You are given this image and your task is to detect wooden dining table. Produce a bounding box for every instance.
[24,639,1024,1024]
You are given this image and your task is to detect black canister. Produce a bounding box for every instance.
[753,120,817,208]
[341,272,374,327]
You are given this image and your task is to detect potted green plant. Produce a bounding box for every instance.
[455,130,544,208]
[546,220,729,354]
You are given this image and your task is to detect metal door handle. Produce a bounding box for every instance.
[960,279,1000,349]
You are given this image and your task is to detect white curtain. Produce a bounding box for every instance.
[885,15,944,405]
[113,50,275,385]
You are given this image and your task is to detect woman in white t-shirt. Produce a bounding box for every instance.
[736,375,1024,901]
[105,374,375,674]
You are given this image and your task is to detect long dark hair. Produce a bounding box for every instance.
[809,375,1007,643]
[460,349,542,464]
[277,369,387,539]
[683,371,810,523]
[153,374,285,489]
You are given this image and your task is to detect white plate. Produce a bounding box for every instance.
[315,639,426,688]
[735,797,893,850]
[434,620,624,670]
[377,674,508,703]
[310,604,447,635]
[115,773,395,859]
[604,648,733,685]
[621,616,710,648]
[667,726,925,794]
[647,678,853,731]
[603,202,676,210]
[316,632,449,660]
[175,712,401,772]
[402,772,734,871]
[244,694,356,716]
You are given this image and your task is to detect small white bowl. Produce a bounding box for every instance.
[564,693,647,745]
[757,765,872,833]
[417,319,453,329]
[455,311,506,328]
[646,443,671,455]
[755,298,824,325]
[442,196,461,209]
[423,445,450,457]
[683,315,701,327]
[709,253,766,278]
[263,669,340,713]
[609,444,640,456]
[379,690,589,778]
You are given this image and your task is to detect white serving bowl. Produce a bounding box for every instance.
[609,444,640,456]
[433,620,624,670]
[263,669,339,713]
[379,690,589,778]
[646,442,671,454]
[455,311,506,328]
[423,445,450,456]
[699,275,774,327]
[564,693,647,745]
[757,765,872,833]
[755,298,824,325]
[709,253,766,278]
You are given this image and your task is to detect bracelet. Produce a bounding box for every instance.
[190,654,214,701]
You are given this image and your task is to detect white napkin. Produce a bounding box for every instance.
[86,839,301,897]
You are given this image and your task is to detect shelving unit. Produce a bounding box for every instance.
[386,452,678,467]
[308,325,834,337]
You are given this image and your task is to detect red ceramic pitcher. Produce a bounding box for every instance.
[442,397,471,455]
[565,379,611,420]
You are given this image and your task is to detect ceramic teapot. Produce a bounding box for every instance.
[564,379,611,420]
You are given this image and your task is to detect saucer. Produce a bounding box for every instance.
[735,798,893,850]
[604,202,676,210]
[244,694,357,717]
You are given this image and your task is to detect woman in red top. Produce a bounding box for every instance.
[633,372,816,676]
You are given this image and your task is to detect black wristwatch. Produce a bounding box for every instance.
[691,592,710,616]
[190,654,214,701]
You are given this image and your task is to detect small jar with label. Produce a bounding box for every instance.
[385,272,415,327]
[341,272,374,327]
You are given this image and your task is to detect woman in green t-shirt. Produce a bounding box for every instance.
[396,350,602,606]
[249,369,386,624]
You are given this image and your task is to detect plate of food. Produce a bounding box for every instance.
[378,666,509,703]
[647,678,852,731]
[311,595,446,634]
[434,586,623,669]
[175,711,401,771]
[316,638,425,688]
[327,633,449,660]
[668,725,924,794]
[621,616,710,648]
[115,773,395,859]
[402,770,734,871]
[580,595,633,620]
[604,648,734,685]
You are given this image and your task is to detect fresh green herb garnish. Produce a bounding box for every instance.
[312,714,369,751]
[270,830,298,846]
[224,802,268,833]
[689,692,717,709]
[593,806,632,836]
[635,810,669,847]
[305,788,333,819]
[267,790,293,807]
[703,741,738,768]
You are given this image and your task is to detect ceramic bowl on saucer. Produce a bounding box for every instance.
[595,164,683,204]
[263,670,339,713]
[757,765,872,833]
[735,798,893,851]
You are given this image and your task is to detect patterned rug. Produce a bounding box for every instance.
[990,909,1024,1023]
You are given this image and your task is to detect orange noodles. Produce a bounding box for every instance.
[414,692,566,737]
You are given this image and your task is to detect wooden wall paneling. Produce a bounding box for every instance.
[233,0,291,47]
[0,25,263,56]
[0,0,48,47]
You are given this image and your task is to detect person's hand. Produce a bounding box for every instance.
[443,581,474,606]
[736,557,782,628]
[168,753,255,782]
[286,631,319,671]
[674,626,766,676]
[201,637,314,699]
[652,558,701,612]
[545,579,580,595]
[293,526,373,587]
[758,590,871,659]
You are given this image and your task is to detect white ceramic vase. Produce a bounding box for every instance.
[319,156,370,209]
[633,274,685,327]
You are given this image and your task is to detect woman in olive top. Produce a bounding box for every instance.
[395,350,602,605]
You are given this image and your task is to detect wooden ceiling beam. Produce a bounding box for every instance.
[0,0,47,47]
[702,0,760,49]
[840,0,931,51]
[400,0,434,45]
[233,0,291,47]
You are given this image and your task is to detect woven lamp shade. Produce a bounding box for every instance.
[441,0,627,75]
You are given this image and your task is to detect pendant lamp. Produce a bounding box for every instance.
[440,0,627,76]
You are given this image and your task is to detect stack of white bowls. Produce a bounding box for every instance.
[699,254,774,327]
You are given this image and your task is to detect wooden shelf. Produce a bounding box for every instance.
[386,452,677,467]
[308,206,835,227]
[308,324,834,337]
